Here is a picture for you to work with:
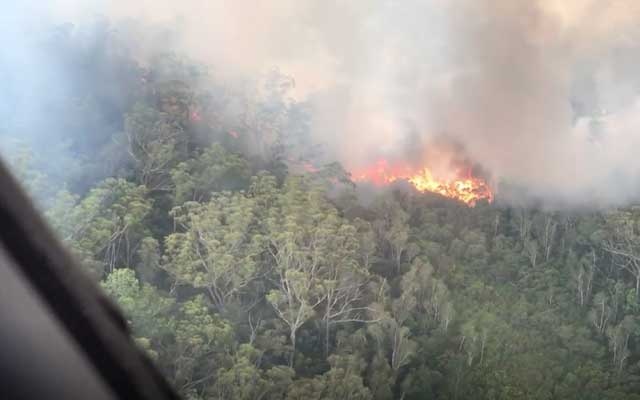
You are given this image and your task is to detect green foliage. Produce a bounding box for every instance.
[58,156,640,399]
[213,344,294,400]
[102,268,175,340]
[124,103,187,191]
[48,178,152,278]
[287,354,372,400]
[172,295,235,393]
[171,143,250,204]
[20,38,640,399]
[163,192,264,311]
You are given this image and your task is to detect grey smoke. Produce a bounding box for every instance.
[5,0,640,204]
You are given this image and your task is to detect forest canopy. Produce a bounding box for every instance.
[4,21,640,400]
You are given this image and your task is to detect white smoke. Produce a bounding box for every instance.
[7,0,640,204]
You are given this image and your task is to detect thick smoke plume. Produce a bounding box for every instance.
[5,0,640,204]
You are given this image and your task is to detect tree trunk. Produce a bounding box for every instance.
[325,320,330,358]
[289,330,296,367]
[480,335,486,366]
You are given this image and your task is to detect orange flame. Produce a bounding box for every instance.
[352,159,493,206]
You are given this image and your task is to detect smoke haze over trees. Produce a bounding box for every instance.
[6,1,640,399]
[7,0,640,204]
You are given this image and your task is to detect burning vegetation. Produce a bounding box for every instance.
[351,159,493,206]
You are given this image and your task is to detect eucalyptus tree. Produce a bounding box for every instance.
[47,178,152,277]
[124,103,187,192]
[163,191,264,312]
[171,143,250,204]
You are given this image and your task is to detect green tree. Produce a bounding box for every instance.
[48,178,152,277]
[102,268,175,357]
[265,177,334,365]
[171,143,250,204]
[172,295,235,397]
[163,192,264,312]
[124,103,187,191]
[286,354,372,400]
[367,351,394,400]
[372,195,411,274]
[213,344,294,400]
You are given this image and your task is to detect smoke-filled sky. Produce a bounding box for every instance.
[5,0,640,204]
